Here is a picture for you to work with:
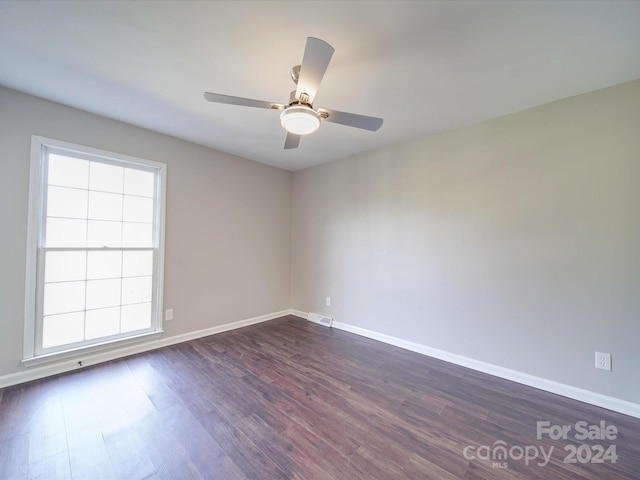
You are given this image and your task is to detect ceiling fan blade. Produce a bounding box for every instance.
[284,133,300,149]
[295,37,334,104]
[204,92,284,110]
[318,108,384,131]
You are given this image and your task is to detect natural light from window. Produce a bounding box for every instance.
[24,136,166,362]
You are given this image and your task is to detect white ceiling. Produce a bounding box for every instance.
[1,1,639,171]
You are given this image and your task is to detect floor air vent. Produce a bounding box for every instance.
[308,312,333,327]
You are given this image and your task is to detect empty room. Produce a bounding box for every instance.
[1,1,640,478]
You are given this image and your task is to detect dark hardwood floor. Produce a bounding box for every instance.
[1,315,639,479]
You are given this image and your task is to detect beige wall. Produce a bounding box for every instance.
[3,80,640,406]
[291,80,640,404]
[0,86,292,377]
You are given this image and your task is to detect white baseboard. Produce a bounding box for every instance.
[0,309,292,389]
[327,320,640,419]
[6,309,638,420]
[289,309,308,320]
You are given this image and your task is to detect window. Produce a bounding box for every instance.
[23,136,166,364]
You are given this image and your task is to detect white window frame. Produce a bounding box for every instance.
[23,135,167,366]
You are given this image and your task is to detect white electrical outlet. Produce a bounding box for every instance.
[325,296,331,306]
[165,309,174,321]
[595,352,611,371]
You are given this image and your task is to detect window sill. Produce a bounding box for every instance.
[22,330,164,368]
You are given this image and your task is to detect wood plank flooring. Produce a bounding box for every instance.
[1,315,639,479]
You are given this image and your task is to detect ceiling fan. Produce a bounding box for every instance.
[204,37,384,150]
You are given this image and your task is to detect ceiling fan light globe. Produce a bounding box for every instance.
[280,106,321,135]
